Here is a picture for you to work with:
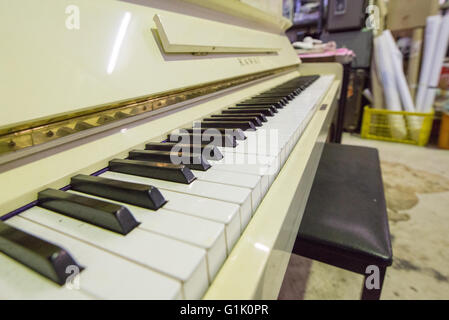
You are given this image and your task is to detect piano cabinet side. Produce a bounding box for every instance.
[204,74,342,300]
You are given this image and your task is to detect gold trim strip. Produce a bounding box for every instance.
[0,64,298,156]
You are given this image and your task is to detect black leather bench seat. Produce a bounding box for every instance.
[292,143,393,299]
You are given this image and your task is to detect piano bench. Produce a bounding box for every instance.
[292,143,393,300]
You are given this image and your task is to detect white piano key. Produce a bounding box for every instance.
[209,78,334,189]
[213,166,271,195]
[18,206,208,299]
[0,253,92,300]
[192,169,263,209]
[212,151,278,169]
[215,132,285,167]
[159,189,241,253]
[209,152,279,194]
[68,190,226,281]
[219,130,283,158]
[4,216,183,300]
[100,171,253,229]
[216,76,333,159]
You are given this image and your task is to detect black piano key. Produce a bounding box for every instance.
[264,88,292,91]
[237,102,283,108]
[168,133,237,147]
[214,113,267,122]
[145,142,223,160]
[274,83,306,88]
[226,107,276,116]
[0,221,83,285]
[239,99,285,107]
[249,95,288,101]
[38,189,140,235]
[267,86,301,91]
[255,93,295,102]
[199,121,256,131]
[251,94,289,99]
[255,94,294,100]
[129,150,211,171]
[240,97,286,103]
[109,159,196,184]
[285,80,307,85]
[279,85,306,89]
[297,75,319,82]
[71,174,166,210]
[203,116,262,127]
[244,97,288,105]
[265,89,300,95]
[181,128,246,140]
[230,105,278,113]
[277,86,302,90]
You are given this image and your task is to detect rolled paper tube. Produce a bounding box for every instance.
[383,30,416,112]
[407,28,423,100]
[416,15,442,112]
[422,13,449,113]
[374,35,407,140]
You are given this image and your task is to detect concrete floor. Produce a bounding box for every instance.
[279,133,449,300]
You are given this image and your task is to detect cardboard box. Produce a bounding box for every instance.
[387,0,440,31]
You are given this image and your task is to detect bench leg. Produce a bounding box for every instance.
[361,266,386,300]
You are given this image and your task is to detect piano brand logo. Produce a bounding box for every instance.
[65,5,80,30]
[65,265,81,290]
[238,57,261,67]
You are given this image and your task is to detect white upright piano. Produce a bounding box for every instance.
[0,0,342,299]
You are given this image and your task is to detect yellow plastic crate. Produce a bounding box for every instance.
[361,107,434,146]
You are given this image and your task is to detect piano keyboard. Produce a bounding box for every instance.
[0,74,334,299]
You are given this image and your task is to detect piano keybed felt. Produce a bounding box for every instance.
[0,74,334,299]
